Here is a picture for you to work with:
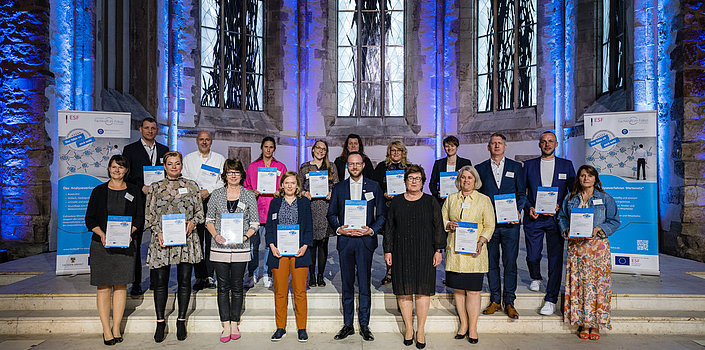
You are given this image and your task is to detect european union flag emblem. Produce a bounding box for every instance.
[615,256,630,266]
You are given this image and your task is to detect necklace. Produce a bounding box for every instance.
[227,200,237,213]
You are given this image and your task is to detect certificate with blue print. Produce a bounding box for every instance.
[569,208,594,238]
[198,163,221,189]
[439,172,458,198]
[161,213,186,246]
[220,213,244,244]
[535,187,559,214]
[493,194,519,223]
[454,222,478,255]
[277,224,300,256]
[143,166,164,186]
[344,200,367,230]
[105,216,132,248]
[309,170,329,198]
[257,167,277,194]
[386,170,406,195]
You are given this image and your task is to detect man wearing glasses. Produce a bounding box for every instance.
[327,152,385,342]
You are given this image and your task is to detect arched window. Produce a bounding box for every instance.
[337,0,404,118]
[200,0,264,111]
[599,0,625,94]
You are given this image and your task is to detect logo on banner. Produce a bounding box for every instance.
[615,256,630,266]
[589,130,620,152]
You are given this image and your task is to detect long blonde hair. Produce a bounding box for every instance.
[385,140,409,167]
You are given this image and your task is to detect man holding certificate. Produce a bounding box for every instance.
[327,152,385,342]
[474,133,526,319]
[522,131,575,315]
[264,172,313,342]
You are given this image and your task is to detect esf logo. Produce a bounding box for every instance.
[66,115,80,123]
[590,117,603,126]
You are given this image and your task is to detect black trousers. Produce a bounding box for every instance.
[637,158,646,179]
[151,263,193,320]
[309,238,329,277]
[193,200,213,280]
[132,230,143,285]
[213,261,247,322]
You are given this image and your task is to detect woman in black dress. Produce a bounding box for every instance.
[383,164,446,348]
[333,133,374,180]
[85,155,144,345]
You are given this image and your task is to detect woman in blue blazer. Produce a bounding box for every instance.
[265,171,314,342]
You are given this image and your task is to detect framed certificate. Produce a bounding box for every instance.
[143,166,164,186]
[277,224,300,256]
[198,164,221,189]
[105,216,132,248]
[535,187,559,214]
[493,194,519,223]
[385,170,406,195]
[220,213,244,244]
[257,167,277,194]
[161,213,186,246]
[439,172,458,198]
[454,221,478,255]
[569,208,594,238]
[344,200,367,230]
[309,170,329,198]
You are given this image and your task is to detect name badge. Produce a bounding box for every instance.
[178,188,188,195]
[272,213,277,220]
[277,170,282,177]
[505,171,514,178]
[461,203,471,209]
[237,202,246,210]
[364,192,374,201]
[558,173,567,180]
[593,198,603,205]
[124,193,134,202]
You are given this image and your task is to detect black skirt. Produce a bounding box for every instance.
[89,240,135,286]
[445,271,484,291]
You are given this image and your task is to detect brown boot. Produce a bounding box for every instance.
[482,302,502,315]
[504,304,519,319]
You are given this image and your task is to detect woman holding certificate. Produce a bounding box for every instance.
[429,136,473,203]
[85,155,144,345]
[144,151,205,342]
[297,140,339,287]
[205,159,260,342]
[558,165,620,341]
[265,171,314,342]
[383,164,445,348]
[441,165,495,344]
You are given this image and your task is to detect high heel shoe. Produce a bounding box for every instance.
[103,335,116,346]
[454,330,468,339]
[415,332,426,349]
[113,336,123,343]
[176,319,187,341]
[403,334,413,346]
[154,322,166,343]
[220,329,231,343]
[468,337,479,344]
[230,325,241,340]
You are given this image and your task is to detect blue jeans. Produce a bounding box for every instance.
[487,223,520,305]
[524,216,564,303]
[247,226,271,278]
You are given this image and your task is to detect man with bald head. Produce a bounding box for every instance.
[183,130,226,290]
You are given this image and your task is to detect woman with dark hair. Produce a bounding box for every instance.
[429,136,472,203]
[558,165,620,341]
[144,151,204,342]
[243,136,287,288]
[206,159,259,342]
[298,140,339,287]
[333,133,374,180]
[85,155,144,345]
[383,164,445,348]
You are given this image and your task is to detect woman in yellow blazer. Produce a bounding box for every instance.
[442,165,495,344]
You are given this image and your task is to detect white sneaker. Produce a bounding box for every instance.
[263,275,273,288]
[529,279,542,292]
[540,301,556,315]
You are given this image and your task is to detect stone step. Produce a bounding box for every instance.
[0,308,703,335]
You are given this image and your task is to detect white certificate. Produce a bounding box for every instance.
[309,170,329,198]
[143,166,164,186]
[277,224,300,256]
[197,164,221,189]
[569,208,594,238]
[535,187,559,214]
[494,194,519,223]
[454,221,478,255]
[439,172,458,198]
[220,213,244,244]
[344,200,367,230]
[257,167,277,194]
[105,216,132,248]
[161,213,186,246]
[386,170,406,195]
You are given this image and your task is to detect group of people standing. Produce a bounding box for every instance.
[85,117,620,346]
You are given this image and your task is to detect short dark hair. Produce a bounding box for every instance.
[141,117,157,127]
[221,158,246,185]
[257,136,276,160]
[107,155,130,179]
[346,151,364,162]
[443,136,460,148]
[488,132,507,144]
[404,164,426,184]
[639,144,644,148]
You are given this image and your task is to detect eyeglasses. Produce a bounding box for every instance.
[226,172,241,177]
[407,176,423,183]
[347,162,363,167]
[390,149,402,153]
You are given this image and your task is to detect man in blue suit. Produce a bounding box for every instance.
[475,133,527,319]
[523,131,575,315]
[327,152,385,341]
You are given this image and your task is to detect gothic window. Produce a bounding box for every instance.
[477,0,536,112]
[200,0,264,110]
[337,0,404,118]
[599,0,625,94]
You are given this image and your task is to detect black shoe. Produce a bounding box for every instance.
[380,275,392,285]
[193,278,205,291]
[416,340,426,349]
[359,325,374,341]
[403,335,414,346]
[468,337,479,344]
[205,277,216,289]
[298,329,309,342]
[103,335,116,346]
[317,274,326,287]
[454,331,468,339]
[113,336,123,343]
[130,284,143,296]
[271,328,286,341]
[176,319,187,341]
[334,325,354,340]
[308,275,317,287]
[154,322,166,343]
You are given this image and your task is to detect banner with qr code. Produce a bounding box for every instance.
[584,111,660,275]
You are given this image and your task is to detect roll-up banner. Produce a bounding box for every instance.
[56,111,131,275]
[584,111,659,275]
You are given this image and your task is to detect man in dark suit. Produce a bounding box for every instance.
[475,133,527,319]
[122,117,169,296]
[522,131,575,315]
[326,151,385,341]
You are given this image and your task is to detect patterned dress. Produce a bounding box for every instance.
[297,162,339,240]
[564,199,612,329]
[145,177,205,269]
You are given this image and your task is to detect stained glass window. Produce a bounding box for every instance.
[477,0,536,112]
[600,0,624,94]
[201,0,263,111]
[338,0,404,118]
